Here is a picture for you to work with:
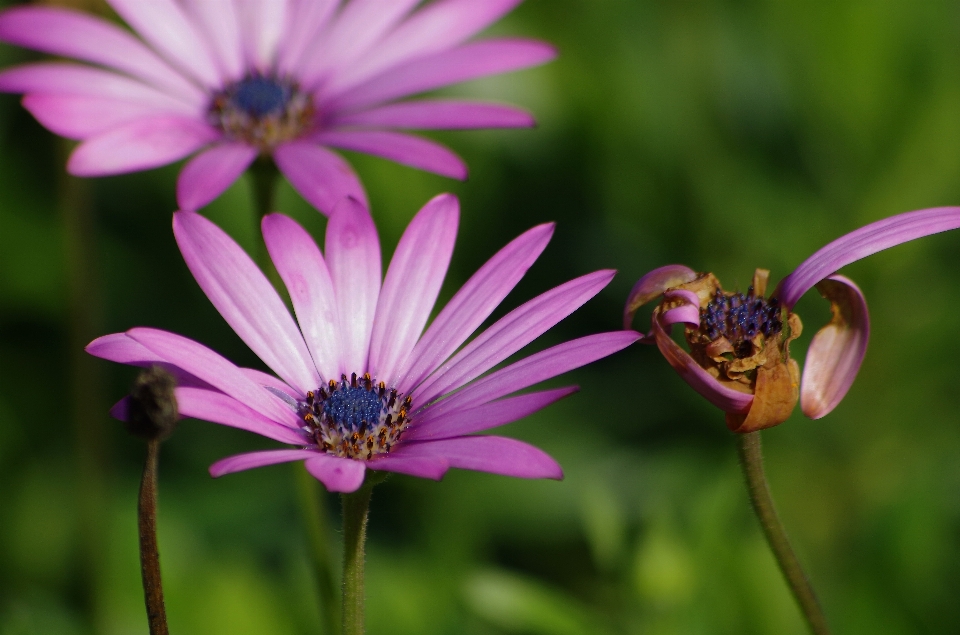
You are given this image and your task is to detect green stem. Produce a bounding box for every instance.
[138,439,169,635]
[341,481,375,635]
[296,465,340,635]
[738,432,831,635]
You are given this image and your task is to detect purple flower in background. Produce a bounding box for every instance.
[88,194,638,492]
[624,207,960,433]
[0,0,555,213]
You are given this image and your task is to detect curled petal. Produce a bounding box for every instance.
[800,275,869,419]
[725,359,800,433]
[624,265,698,330]
[777,206,960,308]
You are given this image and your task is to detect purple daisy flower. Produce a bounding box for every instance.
[87,194,639,492]
[624,206,960,433]
[0,0,554,213]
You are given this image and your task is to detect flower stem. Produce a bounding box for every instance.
[737,432,831,635]
[138,439,169,635]
[340,481,375,635]
[296,465,340,634]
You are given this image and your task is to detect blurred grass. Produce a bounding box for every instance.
[2,0,960,633]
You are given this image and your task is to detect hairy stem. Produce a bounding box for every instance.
[138,439,169,635]
[738,432,830,635]
[341,482,375,635]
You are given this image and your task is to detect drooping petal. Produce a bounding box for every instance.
[173,211,320,394]
[304,455,366,492]
[262,213,342,382]
[21,94,173,141]
[315,130,467,180]
[395,436,563,480]
[415,331,640,418]
[67,116,218,176]
[398,223,554,394]
[415,270,616,405]
[181,0,243,81]
[369,194,459,385]
[325,198,381,375]
[800,275,870,419]
[210,448,319,477]
[623,264,698,331]
[175,386,307,444]
[126,327,300,426]
[0,6,204,102]
[331,100,534,130]
[273,141,368,215]
[327,39,556,111]
[777,207,960,308]
[276,0,338,76]
[364,454,449,481]
[407,386,578,441]
[177,143,258,211]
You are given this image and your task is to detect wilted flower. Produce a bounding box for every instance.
[624,207,960,433]
[88,194,638,492]
[0,1,554,213]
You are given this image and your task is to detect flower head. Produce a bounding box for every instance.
[624,207,960,433]
[88,194,638,492]
[0,0,554,213]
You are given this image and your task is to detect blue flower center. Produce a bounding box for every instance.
[701,287,782,357]
[299,373,412,460]
[230,76,290,117]
[208,74,314,150]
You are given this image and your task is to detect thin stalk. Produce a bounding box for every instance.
[340,482,375,635]
[138,439,169,635]
[296,465,340,635]
[738,432,830,635]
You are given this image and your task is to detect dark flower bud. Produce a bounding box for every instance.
[126,366,179,442]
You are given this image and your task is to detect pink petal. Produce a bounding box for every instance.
[176,143,257,211]
[85,332,209,387]
[262,213,342,382]
[67,116,218,176]
[234,0,288,73]
[273,141,368,215]
[181,0,244,81]
[0,63,199,114]
[210,449,320,477]
[173,211,320,395]
[659,289,702,328]
[800,275,870,419]
[276,0,338,76]
[175,386,307,444]
[239,367,300,400]
[324,198,382,375]
[364,455,449,481]
[126,327,300,426]
[398,223,554,394]
[407,386,578,441]
[623,264,698,331]
[395,436,563,480]
[331,100,534,130]
[650,307,753,414]
[21,94,173,141]
[305,455,367,493]
[106,0,221,88]
[315,130,467,180]
[415,270,616,405]
[328,39,557,111]
[415,331,640,419]
[777,206,960,309]
[369,194,459,386]
[0,6,203,102]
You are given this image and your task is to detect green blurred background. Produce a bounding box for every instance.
[3,0,960,633]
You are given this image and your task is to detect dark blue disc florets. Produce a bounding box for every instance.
[701,286,782,356]
[323,386,384,432]
[208,74,314,149]
[229,76,291,117]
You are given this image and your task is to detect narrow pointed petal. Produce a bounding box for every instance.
[182,0,244,81]
[325,198,381,375]
[408,387,578,441]
[274,141,368,215]
[416,270,616,405]
[777,207,960,308]
[651,309,753,414]
[127,327,300,426]
[416,331,640,418]
[369,194,459,385]
[173,211,320,394]
[399,223,554,393]
[305,455,366,493]
[332,100,534,130]
[21,94,172,141]
[210,449,319,477]
[68,116,218,176]
[177,143,257,211]
[86,332,209,386]
[365,455,449,481]
[396,436,563,480]
[329,39,556,111]
[800,275,869,419]
[262,213,342,382]
[276,0,338,76]
[175,387,307,444]
[0,6,203,101]
[624,264,698,330]
[315,130,467,180]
